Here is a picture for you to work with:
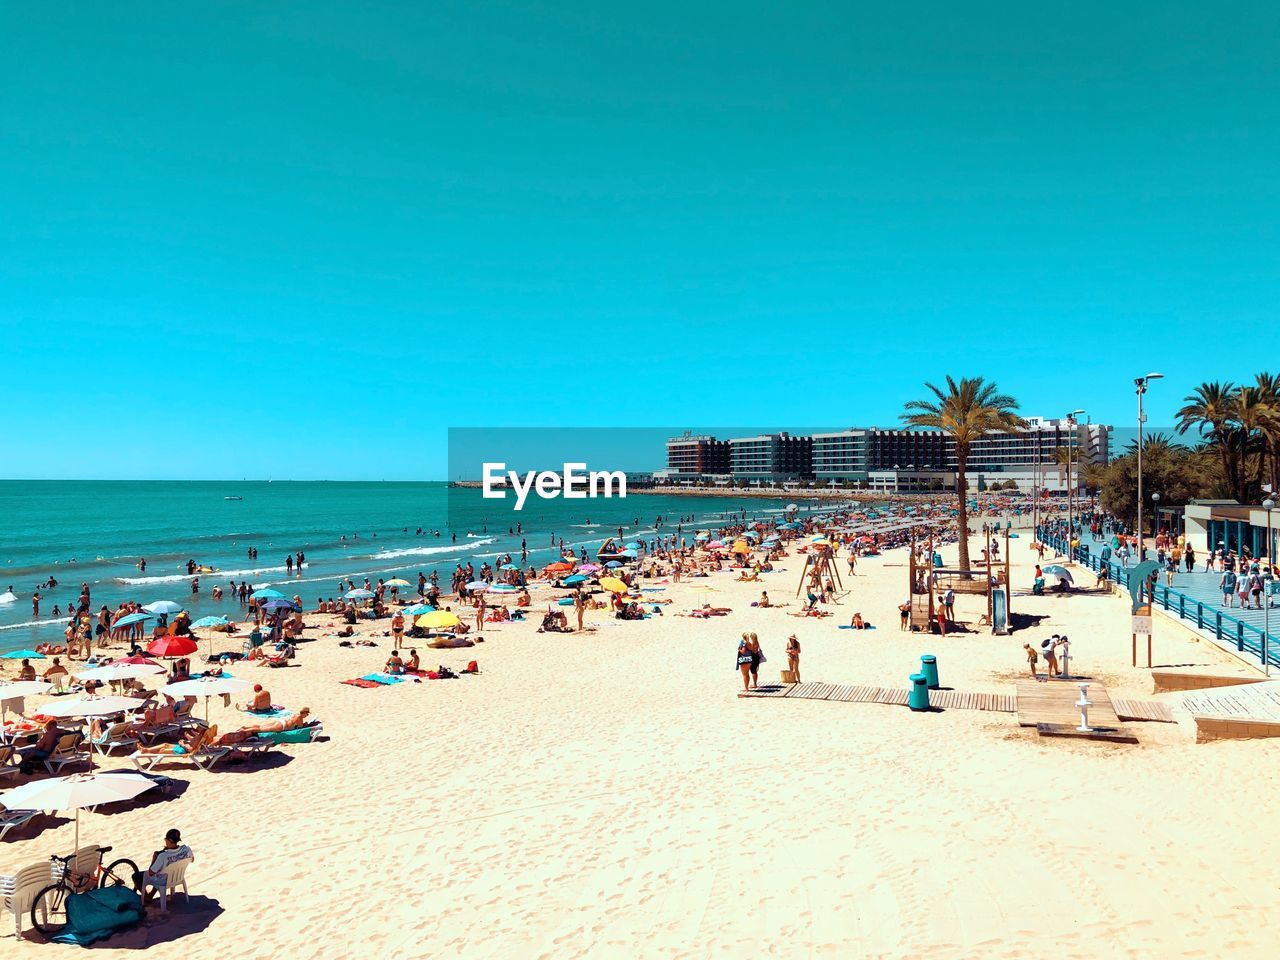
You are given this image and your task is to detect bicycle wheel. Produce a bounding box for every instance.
[30,884,69,939]
[101,857,140,890]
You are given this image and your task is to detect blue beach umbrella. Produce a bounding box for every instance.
[190,616,229,628]
[620,549,639,558]
[111,612,153,628]
[605,560,623,568]
[344,589,374,600]
[1042,565,1070,576]
[251,589,285,601]
[261,598,301,613]
[402,603,436,615]
[499,563,519,571]
[563,574,588,586]
[0,649,45,660]
[489,584,520,593]
[144,600,184,616]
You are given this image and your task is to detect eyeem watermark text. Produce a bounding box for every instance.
[482,463,627,511]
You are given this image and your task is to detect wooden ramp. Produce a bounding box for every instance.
[1015,680,1121,728]
[1182,681,1280,741]
[1112,698,1176,723]
[740,682,1014,713]
[1151,668,1266,694]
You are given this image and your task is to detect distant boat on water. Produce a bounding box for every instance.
[224,496,243,501]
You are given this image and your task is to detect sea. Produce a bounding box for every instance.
[0,481,808,652]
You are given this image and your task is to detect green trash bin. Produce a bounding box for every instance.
[920,654,939,690]
[908,672,930,711]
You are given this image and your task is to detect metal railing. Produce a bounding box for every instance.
[1035,526,1277,668]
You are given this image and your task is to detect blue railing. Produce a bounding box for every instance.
[1035,526,1278,668]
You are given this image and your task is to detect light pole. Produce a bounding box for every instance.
[1134,373,1163,560]
[1151,492,1160,546]
[1065,409,1085,552]
[1265,497,1275,676]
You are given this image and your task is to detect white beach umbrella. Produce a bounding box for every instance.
[0,771,156,853]
[0,679,52,719]
[39,695,142,719]
[76,663,167,683]
[163,675,254,722]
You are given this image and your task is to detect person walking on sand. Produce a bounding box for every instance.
[737,633,753,692]
[573,589,586,631]
[786,634,800,683]
[748,632,765,689]
[1039,635,1061,678]
[391,610,404,645]
[1024,643,1041,681]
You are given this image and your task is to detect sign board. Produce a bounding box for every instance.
[1131,615,1152,635]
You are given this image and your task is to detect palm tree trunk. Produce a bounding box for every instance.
[956,458,971,574]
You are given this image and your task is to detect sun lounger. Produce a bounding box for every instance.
[131,743,230,773]
[3,860,54,937]
[0,746,20,780]
[43,733,89,774]
[88,722,138,757]
[0,809,41,844]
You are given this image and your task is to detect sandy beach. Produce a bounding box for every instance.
[4,525,1280,960]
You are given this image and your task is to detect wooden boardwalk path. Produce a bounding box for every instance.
[1015,680,1120,728]
[1111,698,1176,723]
[740,681,1014,713]
[1182,681,1280,721]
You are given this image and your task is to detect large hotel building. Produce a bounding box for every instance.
[661,418,1109,492]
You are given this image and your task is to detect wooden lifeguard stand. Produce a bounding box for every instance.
[796,539,843,597]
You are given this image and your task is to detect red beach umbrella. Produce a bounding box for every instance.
[146,636,198,658]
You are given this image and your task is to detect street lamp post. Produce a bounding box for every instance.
[1151,492,1160,545]
[1134,373,1163,561]
[1265,497,1275,676]
[1065,409,1085,554]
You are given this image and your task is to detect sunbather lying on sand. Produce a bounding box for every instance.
[215,708,312,744]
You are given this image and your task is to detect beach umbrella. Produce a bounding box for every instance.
[76,662,165,683]
[147,635,198,658]
[563,574,588,586]
[0,649,45,660]
[604,560,623,568]
[416,610,460,629]
[731,540,750,555]
[707,541,725,549]
[384,578,411,588]
[111,612,153,629]
[251,588,285,601]
[0,772,156,855]
[190,616,229,628]
[116,654,161,666]
[144,601,184,616]
[619,549,639,558]
[466,581,489,592]
[0,679,52,698]
[0,680,52,719]
[544,562,574,574]
[578,563,602,572]
[40,695,141,719]
[402,603,436,616]
[261,598,301,613]
[599,577,628,594]
[628,542,645,550]
[163,675,255,723]
[499,563,519,571]
[344,589,374,601]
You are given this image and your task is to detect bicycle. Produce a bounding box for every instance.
[30,846,139,939]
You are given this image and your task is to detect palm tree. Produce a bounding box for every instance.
[1235,385,1267,498]
[903,377,1023,573]
[1251,372,1280,496]
[1176,381,1239,499]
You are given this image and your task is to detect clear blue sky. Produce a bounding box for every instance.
[3,3,1277,479]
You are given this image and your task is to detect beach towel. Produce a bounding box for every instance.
[255,726,319,744]
[360,672,404,685]
[837,625,877,630]
[340,678,381,688]
[49,886,143,945]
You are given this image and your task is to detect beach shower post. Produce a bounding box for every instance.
[1075,681,1093,732]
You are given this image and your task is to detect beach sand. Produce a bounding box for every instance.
[5,528,1280,959]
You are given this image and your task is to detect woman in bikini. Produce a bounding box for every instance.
[786,634,800,683]
[737,633,753,692]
